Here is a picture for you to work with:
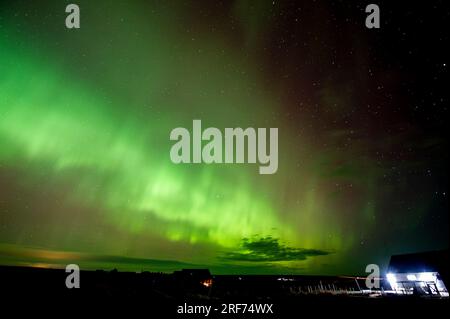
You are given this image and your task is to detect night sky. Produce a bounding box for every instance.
[0,0,448,275]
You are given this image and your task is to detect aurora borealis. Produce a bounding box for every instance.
[0,1,448,275]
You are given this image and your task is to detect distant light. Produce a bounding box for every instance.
[387,273,397,289]
[407,274,417,281]
[201,279,212,287]
[386,273,396,283]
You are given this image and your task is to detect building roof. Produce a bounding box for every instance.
[388,250,449,282]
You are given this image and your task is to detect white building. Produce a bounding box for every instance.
[387,250,449,297]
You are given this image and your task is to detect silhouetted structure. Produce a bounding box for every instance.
[387,250,449,297]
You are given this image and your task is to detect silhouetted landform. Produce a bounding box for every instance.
[1,265,448,316]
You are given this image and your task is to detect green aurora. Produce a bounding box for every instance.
[0,1,447,275]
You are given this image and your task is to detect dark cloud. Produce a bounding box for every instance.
[220,237,331,262]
